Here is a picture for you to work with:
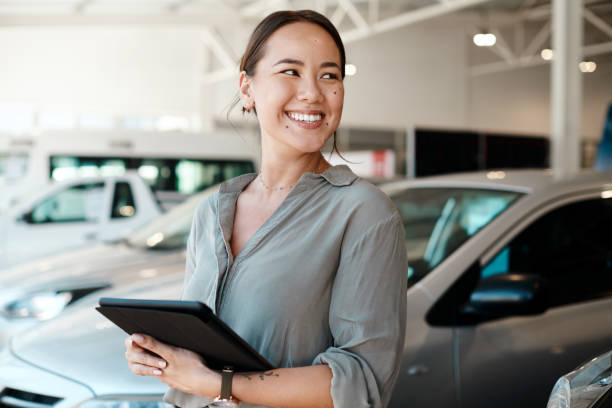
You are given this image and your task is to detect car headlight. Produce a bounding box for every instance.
[547,377,571,408]
[78,396,174,408]
[2,291,72,320]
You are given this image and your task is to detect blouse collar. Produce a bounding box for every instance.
[218,164,358,194]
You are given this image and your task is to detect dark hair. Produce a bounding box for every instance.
[240,9,346,82]
[232,9,346,158]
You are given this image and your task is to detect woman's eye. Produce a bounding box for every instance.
[321,73,339,80]
[282,69,299,76]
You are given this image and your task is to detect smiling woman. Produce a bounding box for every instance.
[124,10,407,408]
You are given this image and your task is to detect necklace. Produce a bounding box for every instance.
[258,175,294,191]
[258,160,328,192]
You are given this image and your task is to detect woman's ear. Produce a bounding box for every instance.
[239,71,254,112]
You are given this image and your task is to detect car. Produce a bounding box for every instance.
[547,350,612,408]
[0,185,217,348]
[0,172,163,270]
[0,272,184,408]
[0,169,611,408]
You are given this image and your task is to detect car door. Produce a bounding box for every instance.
[455,194,612,408]
[6,181,108,264]
[97,180,141,242]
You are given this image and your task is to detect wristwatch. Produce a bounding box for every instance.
[210,366,238,407]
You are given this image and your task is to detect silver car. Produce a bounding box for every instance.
[0,170,611,408]
[0,186,217,348]
[547,350,612,408]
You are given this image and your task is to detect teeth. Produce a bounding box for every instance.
[288,112,322,123]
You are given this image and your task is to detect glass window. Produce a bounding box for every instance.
[0,153,29,185]
[481,198,612,307]
[391,188,521,286]
[127,190,206,250]
[50,155,255,194]
[30,182,105,223]
[111,182,136,219]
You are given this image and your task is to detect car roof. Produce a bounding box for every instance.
[381,169,612,195]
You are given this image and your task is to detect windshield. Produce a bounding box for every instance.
[390,187,522,287]
[127,186,218,250]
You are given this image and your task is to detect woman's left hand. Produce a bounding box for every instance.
[125,333,222,398]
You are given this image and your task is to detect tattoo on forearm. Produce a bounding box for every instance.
[238,371,280,381]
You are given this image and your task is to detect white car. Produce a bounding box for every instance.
[0,186,217,348]
[0,169,611,408]
[0,172,162,270]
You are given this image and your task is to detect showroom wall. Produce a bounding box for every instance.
[0,16,610,141]
[0,26,205,119]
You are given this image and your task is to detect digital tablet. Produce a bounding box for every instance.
[96,297,274,372]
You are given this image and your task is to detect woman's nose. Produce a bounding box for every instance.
[297,77,324,103]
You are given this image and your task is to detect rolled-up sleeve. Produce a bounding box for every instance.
[312,212,408,408]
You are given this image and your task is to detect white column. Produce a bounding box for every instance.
[551,0,583,179]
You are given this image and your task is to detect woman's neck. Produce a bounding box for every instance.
[258,152,329,193]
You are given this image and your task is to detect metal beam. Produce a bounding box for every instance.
[368,0,379,24]
[331,5,346,27]
[0,13,238,26]
[584,8,612,40]
[521,21,550,57]
[551,0,582,179]
[338,0,369,33]
[490,28,515,63]
[202,28,237,71]
[341,0,493,44]
[469,40,612,76]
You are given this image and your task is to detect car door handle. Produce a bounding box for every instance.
[84,232,98,241]
[407,364,430,376]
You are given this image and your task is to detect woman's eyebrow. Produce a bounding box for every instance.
[274,58,303,66]
[273,58,341,70]
[320,61,341,70]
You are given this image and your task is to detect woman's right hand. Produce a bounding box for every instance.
[124,334,168,377]
[124,334,224,400]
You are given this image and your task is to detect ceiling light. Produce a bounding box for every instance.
[601,190,612,199]
[541,48,554,61]
[486,171,506,180]
[345,64,357,76]
[579,61,597,73]
[473,33,496,47]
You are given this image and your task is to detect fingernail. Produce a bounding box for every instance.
[132,334,143,343]
[159,361,166,368]
[153,369,162,376]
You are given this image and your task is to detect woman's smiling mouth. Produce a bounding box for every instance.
[286,111,325,129]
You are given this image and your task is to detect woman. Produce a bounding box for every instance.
[124,9,407,408]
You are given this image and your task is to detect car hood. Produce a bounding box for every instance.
[0,243,186,306]
[11,272,185,396]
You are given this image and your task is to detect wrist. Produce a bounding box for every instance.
[201,369,222,399]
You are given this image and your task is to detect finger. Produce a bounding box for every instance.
[125,336,146,353]
[125,348,167,369]
[131,334,174,358]
[129,362,163,377]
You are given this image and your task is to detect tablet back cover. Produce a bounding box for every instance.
[96,299,273,372]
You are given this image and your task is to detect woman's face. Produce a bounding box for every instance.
[243,22,344,156]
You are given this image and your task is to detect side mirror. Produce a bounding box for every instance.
[18,211,34,224]
[461,273,549,318]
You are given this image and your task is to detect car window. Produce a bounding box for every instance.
[390,188,521,286]
[481,197,612,307]
[30,182,105,223]
[126,189,208,250]
[111,181,136,219]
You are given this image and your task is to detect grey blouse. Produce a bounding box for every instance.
[164,165,407,408]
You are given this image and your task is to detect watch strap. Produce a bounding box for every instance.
[220,366,234,400]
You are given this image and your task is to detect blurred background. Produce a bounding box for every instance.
[0,2,611,408]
